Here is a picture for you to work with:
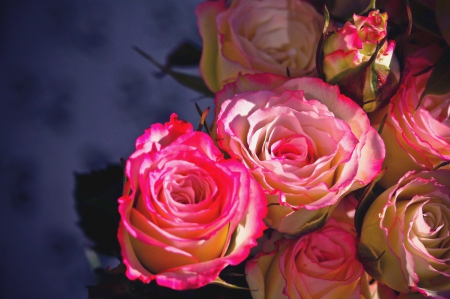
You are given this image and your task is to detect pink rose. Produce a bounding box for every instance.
[215,73,385,234]
[117,114,267,290]
[322,10,399,112]
[359,170,450,298]
[246,217,371,299]
[379,45,450,188]
[196,0,323,92]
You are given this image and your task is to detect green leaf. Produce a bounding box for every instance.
[359,0,377,15]
[416,47,450,111]
[323,0,336,19]
[295,208,330,238]
[211,277,250,291]
[74,164,123,256]
[133,46,214,97]
[406,5,413,37]
[409,0,442,37]
[329,64,366,106]
[165,41,202,68]
[325,0,391,21]
[195,102,211,135]
[366,62,399,112]
[433,161,450,171]
[315,5,330,80]
[436,0,450,46]
[84,247,102,271]
[357,243,385,281]
[354,169,386,236]
[391,4,411,92]
[377,113,388,135]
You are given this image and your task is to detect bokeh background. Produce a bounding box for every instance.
[0,1,208,298]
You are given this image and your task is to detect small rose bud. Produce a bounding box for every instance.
[322,10,400,112]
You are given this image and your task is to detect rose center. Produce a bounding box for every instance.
[413,201,449,255]
[310,245,334,263]
[167,173,209,205]
[423,94,450,125]
[271,134,314,167]
[423,211,436,230]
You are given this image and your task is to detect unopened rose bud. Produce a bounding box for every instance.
[322,10,400,112]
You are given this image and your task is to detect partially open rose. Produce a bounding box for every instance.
[215,73,385,234]
[359,170,450,298]
[196,0,323,92]
[322,9,399,112]
[246,217,371,299]
[379,45,450,188]
[118,114,267,290]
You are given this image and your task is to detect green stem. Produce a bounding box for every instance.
[360,0,377,15]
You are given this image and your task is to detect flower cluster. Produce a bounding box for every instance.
[79,1,450,298]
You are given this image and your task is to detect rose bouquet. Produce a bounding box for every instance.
[75,0,450,298]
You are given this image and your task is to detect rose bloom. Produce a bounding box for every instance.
[196,0,323,92]
[215,73,385,234]
[117,114,267,290]
[322,9,399,112]
[359,170,450,298]
[246,217,371,299]
[379,45,450,188]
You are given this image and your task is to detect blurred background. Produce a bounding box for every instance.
[0,1,207,298]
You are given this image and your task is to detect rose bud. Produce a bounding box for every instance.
[117,114,267,290]
[215,73,385,235]
[322,9,400,112]
[359,170,450,299]
[196,0,323,93]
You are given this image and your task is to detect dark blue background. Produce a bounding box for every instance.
[0,1,208,298]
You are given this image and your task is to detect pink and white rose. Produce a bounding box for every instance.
[196,0,323,92]
[359,170,450,298]
[246,217,371,299]
[117,114,267,290]
[215,73,385,234]
[379,45,450,188]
